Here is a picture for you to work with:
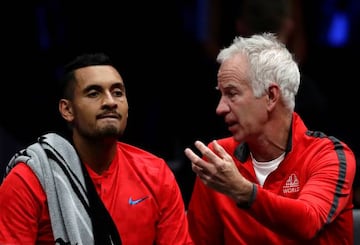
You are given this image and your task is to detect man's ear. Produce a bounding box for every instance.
[59,99,74,122]
[267,84,280,108]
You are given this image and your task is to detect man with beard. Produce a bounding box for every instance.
[0,53,193,245]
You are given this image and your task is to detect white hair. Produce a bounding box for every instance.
[216,32,300,111]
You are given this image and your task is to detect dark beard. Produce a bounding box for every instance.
[78,124,123,141]
[96,125,123,138]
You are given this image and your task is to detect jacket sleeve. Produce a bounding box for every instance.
[248,141,356,240]
[155,161,194,245]
[187,176,224,245]
[0,163,52,244]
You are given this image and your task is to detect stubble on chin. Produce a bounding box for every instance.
[98,125,123,138]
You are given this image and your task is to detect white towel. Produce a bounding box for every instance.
[5,133,93,244]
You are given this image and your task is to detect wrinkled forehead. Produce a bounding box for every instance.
[218,54,250,84]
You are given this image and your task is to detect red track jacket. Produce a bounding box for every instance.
[0,141,193,245]
[187,112,356,245]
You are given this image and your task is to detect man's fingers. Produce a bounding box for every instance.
[212,140,232,161]
[184,148,200,162]
[194,140,220,162]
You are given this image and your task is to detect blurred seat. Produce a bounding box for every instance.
[354,208,360,245]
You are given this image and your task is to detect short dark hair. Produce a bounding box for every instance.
[59,52,114,100]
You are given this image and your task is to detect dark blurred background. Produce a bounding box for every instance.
[1,0,359,207]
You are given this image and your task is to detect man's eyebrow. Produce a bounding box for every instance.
[112,82,125,89]
[82,81,125,92]
[83,84,102,93]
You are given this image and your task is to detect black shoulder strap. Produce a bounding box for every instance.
[81,162,122,245]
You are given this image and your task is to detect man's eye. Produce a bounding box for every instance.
[225,91,236,98]
[113,90,124,97]
[88,91,99,97]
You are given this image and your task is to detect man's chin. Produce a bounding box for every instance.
[97,126,122,138]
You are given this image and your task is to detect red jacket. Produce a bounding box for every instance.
[187,113,356,244]
[0,141,193,245]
